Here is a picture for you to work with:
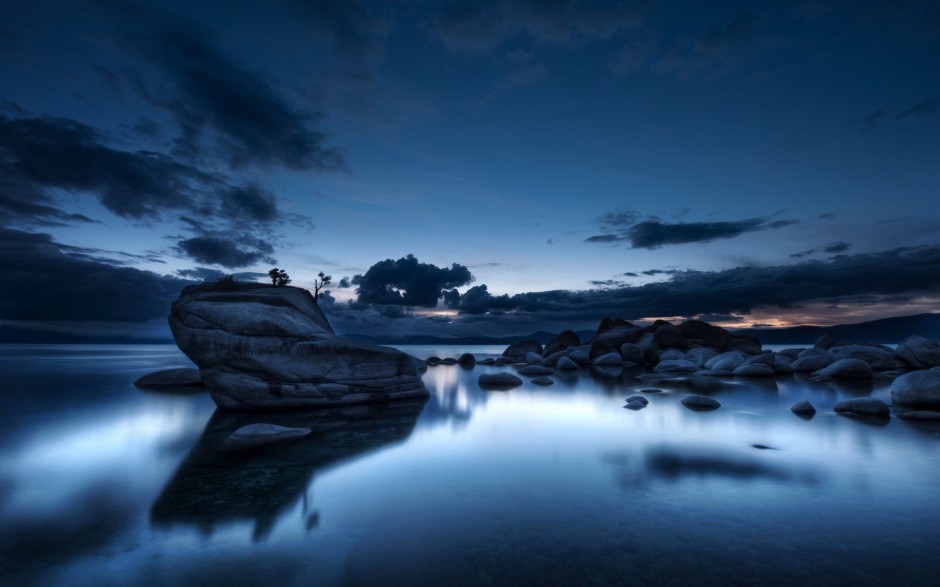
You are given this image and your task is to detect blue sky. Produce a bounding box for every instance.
[1,0,938,339]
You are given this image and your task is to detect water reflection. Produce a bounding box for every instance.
[151,401,425,541]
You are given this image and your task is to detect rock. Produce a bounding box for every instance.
[556,355,580,370]
[478,372,523,389]
[813,358,873,380]
[790,400,816,417]
[592,352,623,366]
[678,320,728,349]
[495,356,518,364]
[681,395,721,411]
[440,357,458,365]
[890,370,940,408]
[541,350,568,365]
[524,351,544,364]
[134,368,204,390]
[829,345,901,370]
[654,359,699,373]
[426,356,442,366]
[834,398,890,418]
[479,358,496,365]
[743,352,775,367]
[624,395,649,410]
[568,349,591,365]
[457,353,476,365]
[636,332,657,355]
[778,348,804,360]
[652,323,685,350]
[658,348,688,362]
[168,284,428,410]
[895,336,940,369]
[543,329,581,356]
[798,347,832,359]
[724,334,762,355]
[733,364,775,377]
[517,365,554,376]
[411,357,428,374]
[791,355,835,372]
[686,347,718,367]
[588,337,620,359]
[228,423,311,445]
[704,351,748,371]
[530,376,554,386]
[592,317,634,339]
[619,343,645,364]
[774,361,794,375]
[814,334,837,350]
[896,410,940,422]
[502,339,543,361]
[752,444,774,450]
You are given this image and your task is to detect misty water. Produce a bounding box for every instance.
[2,344,939,586]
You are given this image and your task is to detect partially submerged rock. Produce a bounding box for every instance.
[890,370,940,409]
[813,358,873,380]
[169,284,428,410]
[556,355,580,370]
[502,339,543,361]
[681,395,721,411]
[530,376,554,386]
[228,423,311,446]
[517,365,553,376]
[834,398,890,418]
[790,400,817,417]
[479,372,523,389]
[896,336,940,369]
[134,368,204,391]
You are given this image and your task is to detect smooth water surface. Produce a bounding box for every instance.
[1,344,939,586]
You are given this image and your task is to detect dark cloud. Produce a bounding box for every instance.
[622,272,639,277]
[443,284,515,315]
[338,277,352,288]
[352,254,473,307]
[0,227,189,321]
[0,113,213,222]
[790,241,850,259]
[135,25,344,171]
[437,245,940,322]
[587,209,798,249]
[864,108,887,130]
[175,267,267,282]
[220,185,280,224]
[176,236,276,269]
[895,98,940,120]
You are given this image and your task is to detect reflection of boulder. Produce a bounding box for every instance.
[151,402,425,541]
[169,283,428,409]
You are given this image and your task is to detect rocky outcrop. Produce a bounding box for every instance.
[169,283,428,410]
[890,370,940,409]
[895,336,940,369]
[502,339,543,361]
[543,330,580,356]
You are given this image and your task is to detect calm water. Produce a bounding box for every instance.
[1,344,939,586]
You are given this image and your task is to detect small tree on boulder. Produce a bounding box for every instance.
[268,267,291,286]
[313,271,332,303]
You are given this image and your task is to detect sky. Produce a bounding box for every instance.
[0,0,938,340]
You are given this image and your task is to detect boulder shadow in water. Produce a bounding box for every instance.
[150,401,426,541]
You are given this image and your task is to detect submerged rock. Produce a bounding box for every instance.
[890,370,940,409]
[134,368,204,391]
[228,423,311,445]
[834,398,890,418]
[813,358,872,380]
[478,372,523,389]
[681,395,721,411]
[896,410,940,422]
[790,400,817,417]
[530,376,554,386]
[169,283,428,410]
[896,336,940,369]
[624,395,649,410]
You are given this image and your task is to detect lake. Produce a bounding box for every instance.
[1,344,939,586]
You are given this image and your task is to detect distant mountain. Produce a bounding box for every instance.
[352,330,597,347]
[0,325,173,345]
[737,313,940,345]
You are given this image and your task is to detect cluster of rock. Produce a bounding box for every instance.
[168,283,429,410]
[461,317,940,417]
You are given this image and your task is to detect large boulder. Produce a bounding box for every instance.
[829,345,902,370]
[543,329,581,357]
[890,370,940,409]
[678,320,728,349]
[652,323,685,350]
[502,339,544,360]
[813,358,873,380]
[169,283,428,410]
[895,336,940,369]
[724,334,762,355]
